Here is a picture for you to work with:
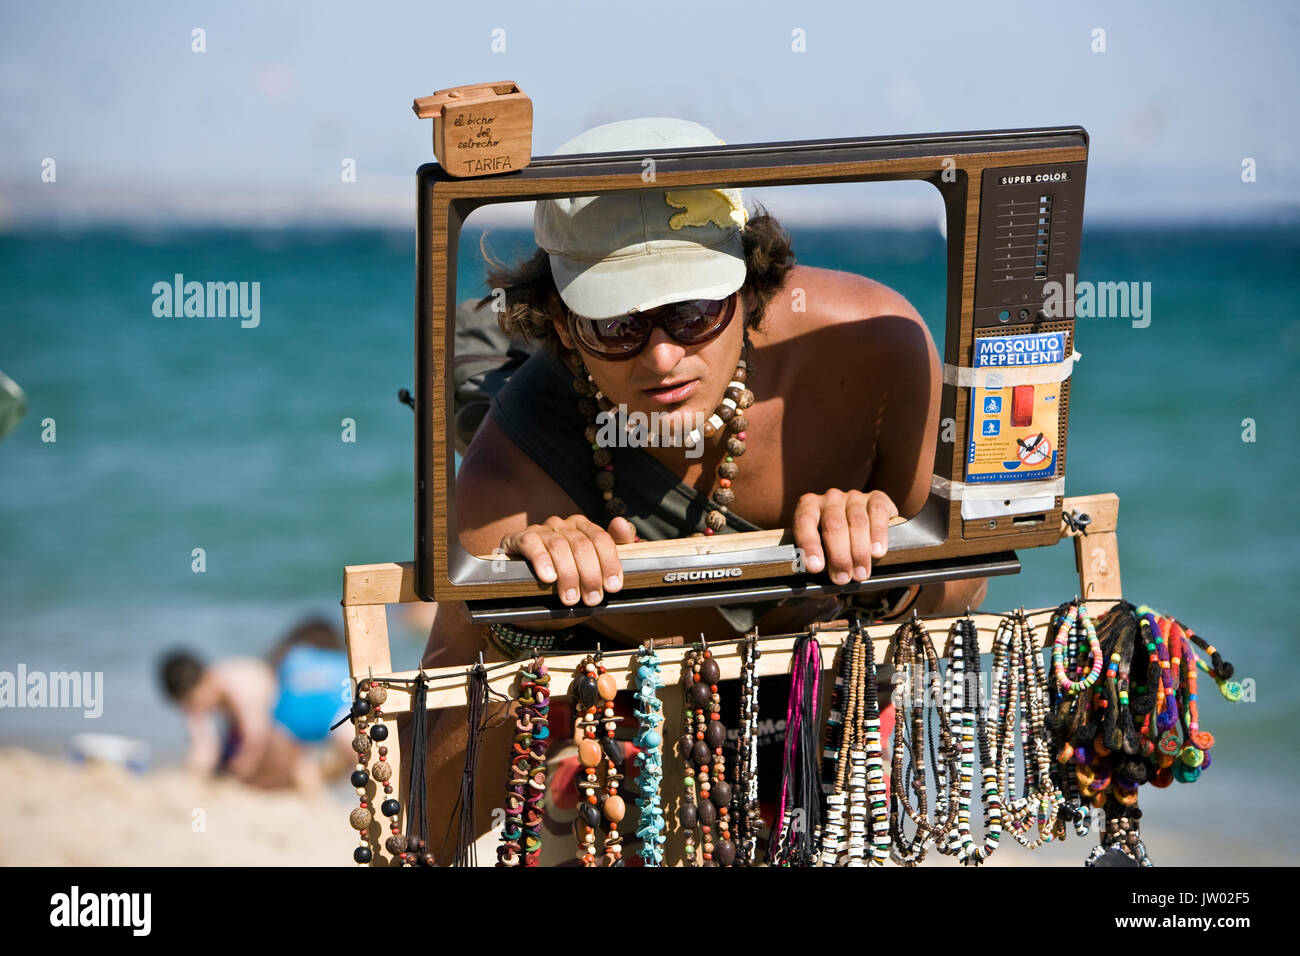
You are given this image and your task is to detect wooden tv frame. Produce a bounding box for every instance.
[415,127,1089,619]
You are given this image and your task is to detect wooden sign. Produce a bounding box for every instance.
[412,81,532,177]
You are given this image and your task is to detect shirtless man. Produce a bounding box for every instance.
[415,118,986,858]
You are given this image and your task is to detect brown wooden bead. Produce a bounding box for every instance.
[595,470,615,492]
[726,437,746,457]
[702,421,717,438]
[713,488,735,507]
[578,739,602,768]
[728,415,748,434]
[592,448,612,467]
[584,424,599,443]
[366,685,387,706]
[371,761,392,782]
[718,462,739,480]
[603,794,626,823]
[578,398,597,417]
[734,367,747,384]
[738,388,755,409]
[350,807,373,831]
[706,510,728,532]
[700,657,721,683]
[605,497,627,517]
[352,734,372,754]
[724,387,742,402]
[716,405,734,423]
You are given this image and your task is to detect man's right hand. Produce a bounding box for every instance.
[499,515,635,606]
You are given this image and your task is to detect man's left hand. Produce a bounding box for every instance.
[792,489,898,586]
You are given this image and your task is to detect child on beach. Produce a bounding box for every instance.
[159,618,354,791]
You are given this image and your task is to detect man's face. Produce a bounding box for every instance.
[556,294,746,447]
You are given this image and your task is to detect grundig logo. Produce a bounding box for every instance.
[663,567,744,583]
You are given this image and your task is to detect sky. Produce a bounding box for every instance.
[0,0,1296,228]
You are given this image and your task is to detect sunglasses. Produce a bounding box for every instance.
[566,294,738,362]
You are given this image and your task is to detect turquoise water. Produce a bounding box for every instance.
[2,225,1297,859]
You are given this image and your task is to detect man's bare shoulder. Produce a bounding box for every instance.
[762,264,924,338]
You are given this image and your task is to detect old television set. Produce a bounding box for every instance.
[414,127,1089,621]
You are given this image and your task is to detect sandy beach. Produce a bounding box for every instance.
[0,747,354,867]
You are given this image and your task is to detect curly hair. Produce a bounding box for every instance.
[477,204,796,351]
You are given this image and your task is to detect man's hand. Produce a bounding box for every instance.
[793,489,899,586]
[499,515,636,606]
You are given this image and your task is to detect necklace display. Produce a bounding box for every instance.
[496,657,551,867]
[992,609,1062,849]
[820,617,888,866]
[563,349,755,535]
[941,614,1004,865]
[770,634,823,866]
[348,679,394,865]
[889,614,960,866]
[572,653,625,866]
[633,643,666,865]
[680,643,733,865]
[732,632,763,866]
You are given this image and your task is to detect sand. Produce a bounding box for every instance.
[0,747,353,866]
[0,745,1286,867]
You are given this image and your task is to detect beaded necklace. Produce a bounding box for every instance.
[573,653,625,866]
[680,641,733,865]
[564,349,755,535]
[347,679,392,865]
[633,643,666,865]
[496,656,551,867]
[733,631,763,866]
[889,615,959,866]
[942,615,1004,865]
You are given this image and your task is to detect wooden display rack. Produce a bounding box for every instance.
[341,492,1121,866]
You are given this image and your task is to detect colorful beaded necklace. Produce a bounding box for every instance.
[564,349,755,535]
[632,643,666,865]
[572,653,625,866]
[495,656,551,867]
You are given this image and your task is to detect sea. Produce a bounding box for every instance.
[2,224,1297,863]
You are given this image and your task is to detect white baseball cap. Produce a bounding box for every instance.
[534,118,748,320]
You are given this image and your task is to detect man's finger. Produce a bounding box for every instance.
[867,493,899,559]
[559,528,605,606]
[818,494,853,586]
[504,530,556,584]
[845,493,873,581]
[606,516,637,545]
[792,495,825,573]
[585,524,623,593]
[542,534,581,605]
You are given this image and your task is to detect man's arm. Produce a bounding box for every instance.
[865,292,988,617]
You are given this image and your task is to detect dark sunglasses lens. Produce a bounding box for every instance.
[574,314,649,357]
[664,297,733,343]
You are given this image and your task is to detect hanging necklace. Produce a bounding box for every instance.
[943,614,1004,865]
[633,643,666,865]
[564,349,755,534]
[347,679,393,865]
[733,630,763,866]
[889,614,959,866]
[681,641,733,865]
[496,656,551,867]
[770,633,823,867]
[572,653,625,866]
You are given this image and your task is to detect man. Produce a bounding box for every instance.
[416,118,985,858]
